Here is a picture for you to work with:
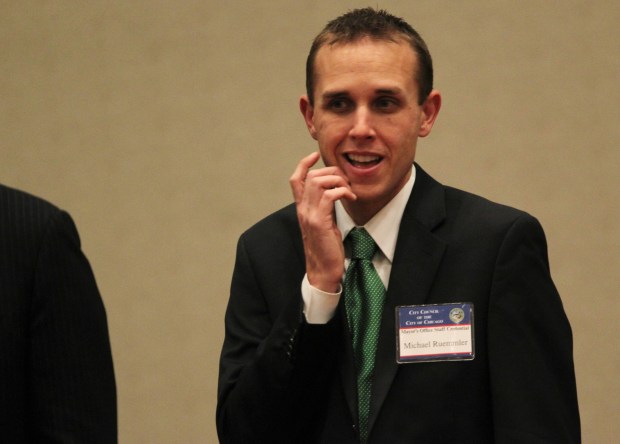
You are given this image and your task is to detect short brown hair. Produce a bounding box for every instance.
[305,8,433,106]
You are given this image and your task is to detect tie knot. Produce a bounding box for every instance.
[347,228,378,260]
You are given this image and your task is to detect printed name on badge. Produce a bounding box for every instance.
[396,303,475,363]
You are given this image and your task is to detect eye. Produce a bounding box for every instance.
[326,97,353,113]
[374,97,399,112]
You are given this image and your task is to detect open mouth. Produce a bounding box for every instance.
[346,153,382,168]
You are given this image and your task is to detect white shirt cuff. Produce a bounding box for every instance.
[301,274,342,324]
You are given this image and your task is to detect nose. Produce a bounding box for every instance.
[348,107,376,140]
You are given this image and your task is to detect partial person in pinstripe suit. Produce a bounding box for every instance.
[0,183,117,443]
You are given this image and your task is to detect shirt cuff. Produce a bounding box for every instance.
[301,274,342,324]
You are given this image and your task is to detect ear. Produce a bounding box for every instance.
[299,95,318,140]
[418,89,442,137]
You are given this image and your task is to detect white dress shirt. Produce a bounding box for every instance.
[302,166,416,324]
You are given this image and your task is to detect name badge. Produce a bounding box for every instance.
[396,303,475,363]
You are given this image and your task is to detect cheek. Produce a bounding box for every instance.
[384,127,416,150]
[380,116,416,140]
[386,131,418,166]
[317,121,347,146]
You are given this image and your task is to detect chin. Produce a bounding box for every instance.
[351,187,381,203]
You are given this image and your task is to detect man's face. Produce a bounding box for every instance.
[301,37,440,220]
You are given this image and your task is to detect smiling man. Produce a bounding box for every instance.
[217,8,580,444]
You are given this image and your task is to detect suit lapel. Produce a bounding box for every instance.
[367,164,448,433]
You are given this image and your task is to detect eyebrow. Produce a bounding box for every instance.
[322,91,349,100]
[321,87,403,100]
[375,87,402,95]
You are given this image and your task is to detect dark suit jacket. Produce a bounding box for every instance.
[0,184,117,443]
[217,164,580,443]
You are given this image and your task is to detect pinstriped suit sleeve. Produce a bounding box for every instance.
[0,186,117,442]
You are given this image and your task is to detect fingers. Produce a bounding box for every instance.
[289,152,353,292]
[290,152,356,205]
[304,176,356,207]
[295,151,321,176]
[290,152,320,203]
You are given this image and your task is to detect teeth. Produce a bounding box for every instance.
[348,153,380,163]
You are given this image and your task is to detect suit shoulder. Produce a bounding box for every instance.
[412,165,538,235]
[235,204,303,273]
[240,203,299,242]
[0,183,62,213]
[442,185,543,241]
[431,185,551,266]
[0,184,64,232]
[445,185,532,221]
[0,184,81,263]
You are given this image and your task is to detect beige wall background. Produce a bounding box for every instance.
[1,1,618,442]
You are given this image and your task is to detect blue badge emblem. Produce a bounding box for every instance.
[449,307,465,324]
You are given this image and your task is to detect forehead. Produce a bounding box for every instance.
[313,37,418,93]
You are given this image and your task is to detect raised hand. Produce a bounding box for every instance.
[289,152,357,293]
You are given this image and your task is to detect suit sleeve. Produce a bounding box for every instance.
[488,214,580,443]
[29,210,117,443]
[216,233,340,444]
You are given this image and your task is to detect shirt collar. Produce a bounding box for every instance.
[335,165,416,262]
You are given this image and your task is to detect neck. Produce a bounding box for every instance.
[342,200,381,226]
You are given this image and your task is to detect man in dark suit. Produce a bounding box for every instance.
[0,184,117,442]
[217,8,579,443]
